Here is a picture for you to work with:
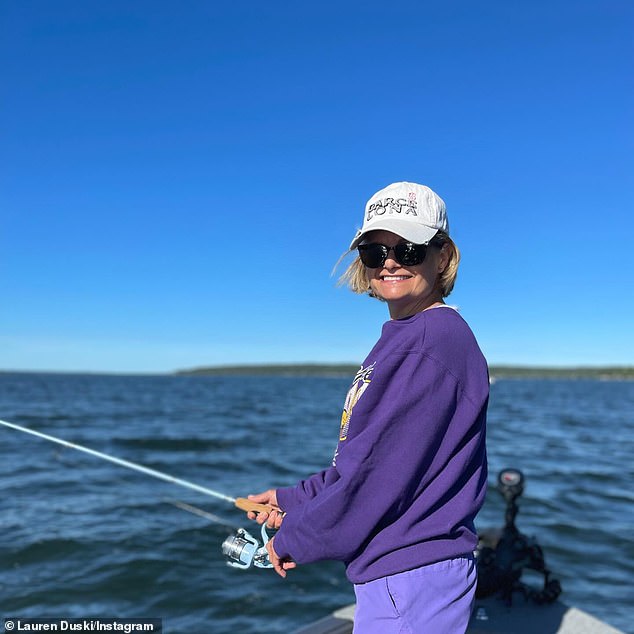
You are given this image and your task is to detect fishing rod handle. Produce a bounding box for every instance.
[234,497,278,514]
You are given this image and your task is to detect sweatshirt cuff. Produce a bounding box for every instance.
[276,485,304,513]
[272,529,293,561]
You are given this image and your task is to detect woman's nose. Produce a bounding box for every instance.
[383,247,400,268]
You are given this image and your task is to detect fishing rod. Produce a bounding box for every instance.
[0,418,276,570]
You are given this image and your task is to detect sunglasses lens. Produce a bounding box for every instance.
[394,243,427,266]
[358,244,387,268]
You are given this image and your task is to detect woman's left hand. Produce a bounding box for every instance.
[266,536,297,578]
[246,490,285,529]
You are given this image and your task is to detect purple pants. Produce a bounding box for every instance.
[352,556,476,634]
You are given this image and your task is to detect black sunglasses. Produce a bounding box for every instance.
[357,241,430,268]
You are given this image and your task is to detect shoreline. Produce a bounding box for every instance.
[175,364,634,380]
[2,365,633,380]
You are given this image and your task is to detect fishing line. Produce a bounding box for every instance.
[165,498,236,530]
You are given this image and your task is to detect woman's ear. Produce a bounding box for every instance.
[438,243,450,274]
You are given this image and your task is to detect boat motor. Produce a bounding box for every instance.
[475,468,562,604]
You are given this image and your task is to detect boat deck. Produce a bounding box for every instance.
[294,597,625,634]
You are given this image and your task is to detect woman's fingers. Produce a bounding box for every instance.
[247,489,279,507]
[266,537,294,578]
[245,490,284,525]
[266,508,285,529]
[255,511,270,525]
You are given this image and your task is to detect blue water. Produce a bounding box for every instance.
[1,373,632,633]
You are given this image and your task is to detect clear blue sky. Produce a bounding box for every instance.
[2,1,633,373]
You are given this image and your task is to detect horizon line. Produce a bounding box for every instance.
[2,362,633,377]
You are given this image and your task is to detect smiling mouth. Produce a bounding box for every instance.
[381,275,412,281]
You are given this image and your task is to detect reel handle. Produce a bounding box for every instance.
[234,497,277,514]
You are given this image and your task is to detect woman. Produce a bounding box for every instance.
[247,181,488,633]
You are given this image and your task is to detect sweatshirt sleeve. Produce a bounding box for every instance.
[276,467,335,513]
[273,350,464,564]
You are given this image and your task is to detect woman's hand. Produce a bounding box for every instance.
[246,489,285,529]
[266,536,297,578]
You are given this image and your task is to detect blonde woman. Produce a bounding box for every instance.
[249,182,488,634]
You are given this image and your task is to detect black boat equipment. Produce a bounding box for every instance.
[475,468,562,604]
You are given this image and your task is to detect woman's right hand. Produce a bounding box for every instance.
[246,489,285,529]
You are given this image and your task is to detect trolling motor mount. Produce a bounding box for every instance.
[475,468,562,604]
[221,523,274,570]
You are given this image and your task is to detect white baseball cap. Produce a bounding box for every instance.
[349,182,449,250]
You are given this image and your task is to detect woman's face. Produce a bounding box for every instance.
[363,230,448,319]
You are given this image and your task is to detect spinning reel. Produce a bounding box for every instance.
[221,522,274,570]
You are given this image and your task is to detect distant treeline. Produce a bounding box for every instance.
[177,364,634,379]
[489,366,634,379]
[177,364,358,377]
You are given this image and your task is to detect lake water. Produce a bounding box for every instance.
[0,373,632,633]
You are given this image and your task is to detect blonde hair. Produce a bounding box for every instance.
[337,231,460,299]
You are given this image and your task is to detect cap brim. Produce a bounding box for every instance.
[349,219,439,250]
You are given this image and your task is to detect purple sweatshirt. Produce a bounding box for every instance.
[274,306,489,584]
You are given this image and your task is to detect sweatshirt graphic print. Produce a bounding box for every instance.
[336,362,375,458]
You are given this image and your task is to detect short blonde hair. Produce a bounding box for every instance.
[337,231,460,299]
